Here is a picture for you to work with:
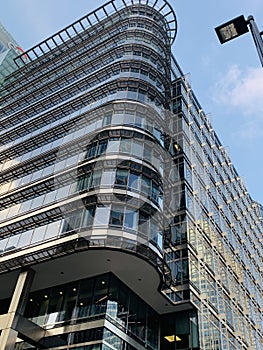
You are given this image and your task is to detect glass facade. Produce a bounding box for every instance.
[0,23,25,83]
[24,273,163,349]
[0,1,262,349]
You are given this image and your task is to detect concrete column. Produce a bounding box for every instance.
[0,268,35,350]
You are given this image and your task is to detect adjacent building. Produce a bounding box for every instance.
[0,0,262,349]
[0,23,26,83]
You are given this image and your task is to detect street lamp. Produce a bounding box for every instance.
[215,15,263,67]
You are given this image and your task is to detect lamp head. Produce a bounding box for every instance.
[215,15,249,44]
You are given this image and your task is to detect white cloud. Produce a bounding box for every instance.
[214,65,263,117]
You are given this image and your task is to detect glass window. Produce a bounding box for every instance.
[17,229,33,248]
[77,173,91,192]
[94,206,110,226]
[120,138,131,154]
[97,139,108,156]
[77,278,95,318]
[0,237,8,253]
[73,128,85,139]
[56,185,70,201]
[151,182,159,201]
[45,286,64,326]
[150,222,158,244]
[31,226,46,244]
[66,154,79,167]
[131,140,143,158]
[139,211,149,235]
[54,159,66,172]
[141,175,151,196]
[110,206,124,227]
[5,235,19,251]
[60,282,78,322]
[124,210,138,230]
[157,232,163,249]
[101,169,116,187]
[31,169,43,181]
[20,199,32,213]
[107,138,120,153]
[112,114,124,125]
[7,203,21,218]
[42,164,54,177]
[85,142,97,159]
[128,294,146,341]
[62,210,82,233]
[147,308,159,349]
[128,171,140,191]
[135,115,144,128]
[153,128,161,141]
[43,190,56,205]
[31,194,45,209]
[115,169,128,187]
[123,114,135,125]
[102,113,112,126]
[45,221,61,240]
[90,170,102,188]
[82,206,95,227]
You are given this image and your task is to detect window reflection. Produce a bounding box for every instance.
[124,210,138,230]
[6,200,163,252]
[84,134,164,175]
[0,161,163,230]
[115,169,128,187]
[110,206,124,226]
[24,273,161,349]
[94,206,110,226]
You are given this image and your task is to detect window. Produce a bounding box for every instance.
[143,145,152,162]
[97,139,108,156]
[31,226,46,243]
[141,175,151,196]
[17,230,33,248]
[82,206,95,227]
[151,182,159,201]
[101,169,116,187]
[77,173,91,192]
[135,115,144,128]
[112,114,124,125]
[139,211,149,235]
[85,142,97,159]
[128,172,140,191]
[120,138,131,154]
[150,222,159,245]
[124,210,138,230]
[94,206,110,226]
[115,169,128,187]
[131,140,143,158]
[90,170,102,188]
[110,206,124,226]
[45,221,61,240]
[102,113,112,126]
[107,138,120,153]
[62,210,82,233]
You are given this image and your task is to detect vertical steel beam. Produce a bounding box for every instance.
[0,268,35,350]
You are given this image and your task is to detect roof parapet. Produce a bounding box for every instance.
[14,0,177,67]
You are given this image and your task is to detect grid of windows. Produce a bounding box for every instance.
[172,78,263,349]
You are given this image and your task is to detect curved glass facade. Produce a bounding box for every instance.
[25,273,161,349]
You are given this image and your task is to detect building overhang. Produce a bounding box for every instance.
[0,233,190,314]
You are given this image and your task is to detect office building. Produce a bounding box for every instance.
[0,0,262,349]
[0,23,26,83]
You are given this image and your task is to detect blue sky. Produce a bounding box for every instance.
[1,0,263,203]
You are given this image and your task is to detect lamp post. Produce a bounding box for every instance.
[215,15,263,67]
